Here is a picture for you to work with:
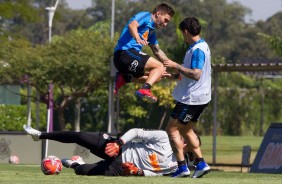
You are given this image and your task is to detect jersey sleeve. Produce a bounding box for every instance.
[132,12,150,27]
[120,128,168,144]
[191,48,205,69]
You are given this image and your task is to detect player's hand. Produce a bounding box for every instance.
[105,142,120,157]
[121,162,143,176]
[136,37,149,46]
[105,139,124,157]
[162,70,172,79]
[163,59,178,69]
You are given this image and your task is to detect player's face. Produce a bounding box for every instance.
[154,12,171,29]
[181,30,192,44]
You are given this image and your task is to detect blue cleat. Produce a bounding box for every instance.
[192,161,210,178]
[172,165,190,178]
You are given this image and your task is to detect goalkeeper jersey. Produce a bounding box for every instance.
[120,129,177,176]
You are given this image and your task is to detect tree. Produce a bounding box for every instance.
[258,33,282,57]
[0,22,115,131]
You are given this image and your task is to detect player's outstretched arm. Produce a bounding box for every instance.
[149,44,170,63]
[163,59,202,81]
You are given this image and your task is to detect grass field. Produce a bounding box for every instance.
[200,136,263,164]
[1,164,281,184]
[1,136,276,183]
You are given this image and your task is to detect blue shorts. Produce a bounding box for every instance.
[171,102,208,125]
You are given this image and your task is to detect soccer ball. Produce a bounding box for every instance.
[9,155,19,164]
[41,155,62,175]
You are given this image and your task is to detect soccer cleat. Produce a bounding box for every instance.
[23,124,41,141]
[61,157,85,168]
[135,89,157,103]
[192,161,210,178]
[172,165,190,178]
[113,72,126,94]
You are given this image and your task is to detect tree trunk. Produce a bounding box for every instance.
[58,107,66,130]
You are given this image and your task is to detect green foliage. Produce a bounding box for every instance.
[258,33,282,56]
[204,73,282,136]
[0,103,47,131]
[0,0,41,41]
[0,22,115,131]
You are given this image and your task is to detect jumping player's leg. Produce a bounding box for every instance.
[135,57,164,102]
[143,57,164,86]
[113,49,164,102]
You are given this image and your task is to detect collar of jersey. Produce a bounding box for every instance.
[188,38,205,51]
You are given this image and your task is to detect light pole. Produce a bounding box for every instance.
[46,0,59,43]
[43,0,60,158]
[108,0,117,134]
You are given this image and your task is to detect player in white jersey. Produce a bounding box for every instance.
[163,17,211,178]
[23,125,183,176]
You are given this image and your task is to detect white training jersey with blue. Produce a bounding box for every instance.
[120,129,177,176]
[172,39,212,105]
[114,11,158,52]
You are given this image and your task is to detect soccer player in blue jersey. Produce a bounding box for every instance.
[113,3,175,103]
[164,17,211,178]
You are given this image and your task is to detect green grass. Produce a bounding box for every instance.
[1,136,271,183]
[200,136,263,164]
[0,164,281,184]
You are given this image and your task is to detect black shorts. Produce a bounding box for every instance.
[114,49,151,82]
[170,102,208,125]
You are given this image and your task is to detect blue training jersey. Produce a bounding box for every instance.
[189,39,206,70]
[114,11,158,52]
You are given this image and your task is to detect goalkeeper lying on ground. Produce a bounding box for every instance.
[23,125,197,177]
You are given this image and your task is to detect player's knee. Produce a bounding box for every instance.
[158,62,165,71]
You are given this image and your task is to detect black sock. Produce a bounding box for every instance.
[177,160,186,167]
[141,83,151,89]
[195,158,204,164]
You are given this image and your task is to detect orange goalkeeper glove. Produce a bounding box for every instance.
[105,139,124,157]
[121,162,144,176]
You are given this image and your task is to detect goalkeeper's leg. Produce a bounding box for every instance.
[74,157,123,176]
[40,131,116,159]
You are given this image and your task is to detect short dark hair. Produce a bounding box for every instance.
[153,3,175,17]
[179,17,201,36]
